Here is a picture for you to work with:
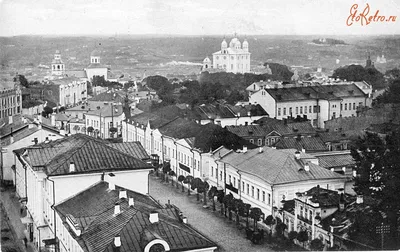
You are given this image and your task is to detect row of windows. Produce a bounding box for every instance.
[0,107,20,118]
[249,137,279,146]
[211,168,272,205]
[86,119,119,128]
[278,105,320,117]
[216,55,249,60]
[0,95,20,107]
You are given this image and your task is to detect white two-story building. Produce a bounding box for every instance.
[13,134,153,252]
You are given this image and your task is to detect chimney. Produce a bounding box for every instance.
[119,190,127,199]
[8,115,13,124]
[243,146,247,153]
[304,162,310,172]
[295,151,301,160]
[109,182,115,190]
[51,113,56,126]
[356,195,363,204]
[259,147,263,153]
[114,236,121,248]
[182,217,188,224]
[128,197,134,207]
[114,203,121,215]
[149,212,159,223]
[69,162,75,172]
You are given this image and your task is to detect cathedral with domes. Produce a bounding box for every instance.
[202,36,251,74]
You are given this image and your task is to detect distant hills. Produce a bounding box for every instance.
[1,35,399,80]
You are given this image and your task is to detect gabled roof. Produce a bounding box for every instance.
[265,84,365,102]
[127,105,185,128]
[274,136,327,152]
[14,134,152,176]
[314,152,356,169]
[54,181,217,252]
[89,91,125,103]
[217,147,344,185]
[158,118,203,139]
[225,125,267,138]
[191,104,268,121]
[107,142,149,160]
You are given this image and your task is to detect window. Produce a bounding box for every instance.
[295,107,298,114]
[309,106,312,113]
[300,106,303,114]
[262,191,265,202]
[257,139,262,146]
[231,64,233,69]
[304,106,307,114]
[250,139,254,144]
[353,103,356,110]
[233,177,236,187]
[211,167,214,177]
[216,56,219,60]
[257,189,260,200]
[289,107,292,115]
[332,112,336,119]
[283,108,286,115]
[340,103,343,110]
[220,171,223,181]
[247,184,249,194]
[278,108,281,116]
[251,186,254,197]
[300,206,304,217]
[242,181,245,192]
[229,175,232,184]
[216,168,218,179]
[268,193,271,205]
[345,103,347,110]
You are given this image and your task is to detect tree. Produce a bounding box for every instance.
[178,175,185,192]
[373,79,400,105]
[310,238,324,251]
[109,127,118,138]
[168,170,176,187]
[208,186,218,211]
[223,193,234,219]
[87,126,94,134]
[264,215,275,230]
[275,218,287,239]
[191,178,203,201]
[351,130,400,248]
[13,74,29,88]
[233,198,244,226]
[73,125,80,133]
[297,230,309,247]
[332,64,385,90]
[249,207,263,231]
[42,106,53,117]
[162,162,171,182]
[288,231,298,245]
[183,175,194,195]
[199,181,210,206]
[145,75,171,91]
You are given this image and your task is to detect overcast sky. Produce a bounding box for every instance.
[1,0,399,36]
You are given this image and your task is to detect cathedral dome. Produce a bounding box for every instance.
[91,49,101,57]
[243,39,248,47]
[235,40,241,48]
[221,39,227,48]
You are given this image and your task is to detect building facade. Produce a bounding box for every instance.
[13,134,153,252]
[0,82,22,120]
[250,84,369,128]
[206,147,347,218]
[202,36,251,74]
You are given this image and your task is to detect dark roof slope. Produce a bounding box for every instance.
[191,104,268,120]
[274,136,327,152]
[54,181,217,252]
[107,142,149,160]
[14,134,152,176]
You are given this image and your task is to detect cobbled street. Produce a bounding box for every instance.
[149,175,274,252]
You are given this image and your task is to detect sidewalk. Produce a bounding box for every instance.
[0,187,36,252]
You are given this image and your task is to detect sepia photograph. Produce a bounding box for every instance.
[1,0,400,251]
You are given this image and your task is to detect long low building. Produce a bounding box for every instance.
[249,84,370,128]
[206,146,347,217]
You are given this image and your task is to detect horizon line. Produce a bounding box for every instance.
[1,33,400,38]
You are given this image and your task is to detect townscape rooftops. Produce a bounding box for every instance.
[265,84,365,102]
[191,104,268,121]
[89,91,125,103]
[225,124,267,137]
[274,136,327,152]
[158,117,203,139]
[54,181,217,252]
[85,104,124,117]
[50,76,83,85]
[14,134,152,176]
[217,147,344,185]
[107,142,149,160]
[316,153,355,169]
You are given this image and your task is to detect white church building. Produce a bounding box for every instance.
[203,36,251,74]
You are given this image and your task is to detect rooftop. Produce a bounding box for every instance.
[274,136,327,152]
[191,104,268,121]
[107,142,149,160]
[14,134,152,176]
[216,147,344,185]
[54,181,217,252]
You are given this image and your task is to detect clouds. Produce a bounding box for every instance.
[0,0,399,36]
